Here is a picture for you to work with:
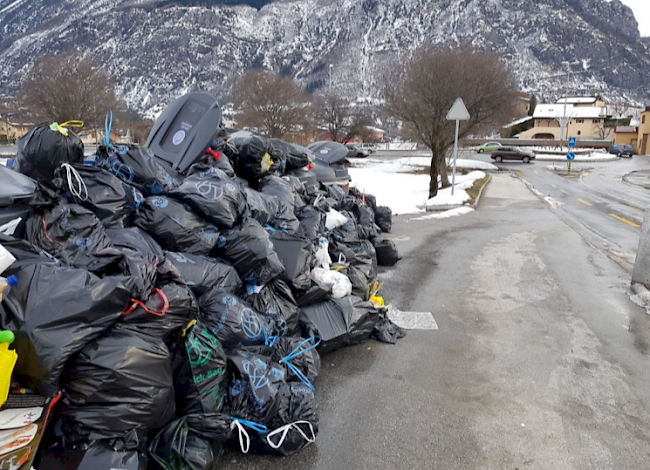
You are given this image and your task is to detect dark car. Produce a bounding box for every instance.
[345,143,370,159]
[490,146,535,163]
[607,144,634,158]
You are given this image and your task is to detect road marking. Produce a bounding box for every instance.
[547,171,553,175]
[532,170,538,174]
[516,170,523,174]
[582,171,589,177]
[615,175,622,179]
[599,174,604,178]
[609,213,640,227]
[561,190,570,195]
[578,198,592,206]
[551,184,557,188]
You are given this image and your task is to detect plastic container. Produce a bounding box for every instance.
[0,330,17,407]
[0,275,18,303]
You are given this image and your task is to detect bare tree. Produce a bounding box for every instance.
[232,69,312,139]
[383,47,518,198]
[314,94,372,143]
[21,53,121,128]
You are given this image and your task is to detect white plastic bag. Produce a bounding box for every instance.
[325,209,348,231]
[314,238,332,270]
[0,244,16,275]
[311,267,352,299]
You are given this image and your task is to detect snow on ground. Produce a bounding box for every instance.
[395,156,498,170]
[349,161,429,215]
[411,206,475,220]
[350,159,488,215]
[424,171,486,210]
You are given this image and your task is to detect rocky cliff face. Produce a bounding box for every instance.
[0,0,648,116]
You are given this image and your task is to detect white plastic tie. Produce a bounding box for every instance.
[230,419,251,454]
[266,421,316,450]
[61,163,88,201]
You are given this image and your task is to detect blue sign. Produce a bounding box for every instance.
[568,137,576,147]
[567,152,576,161]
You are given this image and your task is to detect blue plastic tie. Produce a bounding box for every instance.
[103,110,113,146]
[279,336,321,391]
[231,417,268,434]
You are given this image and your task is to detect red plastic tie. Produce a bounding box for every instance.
[206,147,221,161]
[122,288,169,317]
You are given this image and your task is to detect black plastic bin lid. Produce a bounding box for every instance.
[0,164,36,206]
[146,92,222,173]
[307,141,348,164]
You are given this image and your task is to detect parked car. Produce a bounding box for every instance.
[345,143,370,158]
[475,141,501,153]
[491,146,536,163]
[607,144,634,158]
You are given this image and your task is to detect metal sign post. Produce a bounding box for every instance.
[446,98,471,195]
[567,137,576,174]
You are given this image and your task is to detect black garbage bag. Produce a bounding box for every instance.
[295,206,325,240]
[225,133,278,183]
[106,227,170,299]
[243,187,278,226]
[14,122,84,182]
[53,163,143,229]
[295,284,331,307]
[149,414,232,470]
[170,166,247,229]
[375,205,392,232]
[329,239,376,280]
[96,144,179,196]
[198,291,278,349]
[251,382,318,456]
[22,203,124,273]
[274,202,303,235]
[299,295,379,354]
[214,218,284,286]
[372,315,407,344]
[134,196,220,255]
[333,210,360,241]
[269,230,312,292]
[334,263,370,300]
[190,145,236,178]
[122,282,199,342]
[355,204,379,240]
[268,138,312,171]
[365,193,377,212]
[60,323,176,447]
[0,235,130,397]
[326,184,346,201]
[165,251,241,297]
[247,336,320,389]
[226,349,285,424]
[39,440,147,470]
[241,279,300,335]
[372,236,401,266]
[172,321,228,415]
[258,176,304,211]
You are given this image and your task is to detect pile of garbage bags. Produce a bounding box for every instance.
[0,114,402,469]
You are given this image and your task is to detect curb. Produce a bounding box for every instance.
[622,171,650,191]
[471,173,491,209]
[630,283,650,314]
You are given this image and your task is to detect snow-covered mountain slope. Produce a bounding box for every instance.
[1,0,648,116]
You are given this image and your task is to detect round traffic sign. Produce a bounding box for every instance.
[567,152,576,161]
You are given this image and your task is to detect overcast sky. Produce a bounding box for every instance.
[615,0,650,36]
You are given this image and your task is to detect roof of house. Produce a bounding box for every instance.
[533,104,606,119]
[557,97,599,104]
[503,116,533,128]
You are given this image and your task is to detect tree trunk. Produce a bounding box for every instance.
[428,151,439,199]
[439,152,451,188]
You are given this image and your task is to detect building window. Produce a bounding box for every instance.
[577,131,581,136]
[576,119,584,124]
[643,115,647,124]
[593,119,600,124]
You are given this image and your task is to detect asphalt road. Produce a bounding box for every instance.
[221,175,650,470]
[469,152,650,260]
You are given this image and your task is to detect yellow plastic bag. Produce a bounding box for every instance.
[369,296,385,308]
[0,339,18,407]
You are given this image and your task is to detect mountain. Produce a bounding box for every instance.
[0,0,649,117]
